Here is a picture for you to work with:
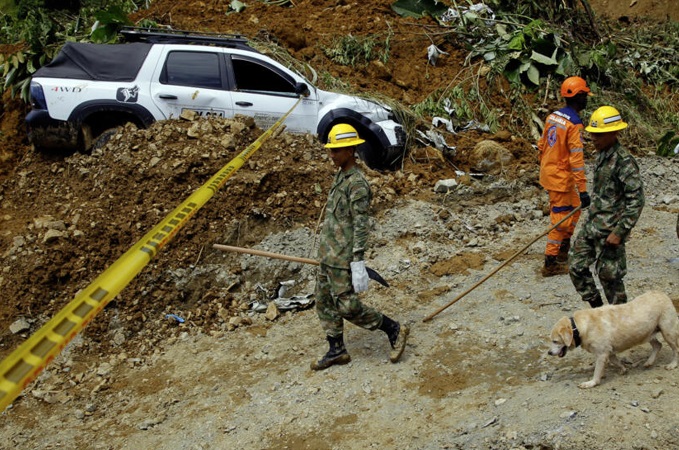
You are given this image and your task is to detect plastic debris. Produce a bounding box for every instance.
[434,179,458,193]
[432,116,455,133]
[165,313,185,324]
[250,294,314,313]
[415,129,456,155]
[427,44,449,66]
[250,280,315,313]
[440,3,495,26]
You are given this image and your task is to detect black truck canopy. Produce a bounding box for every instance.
[33,42,152,81]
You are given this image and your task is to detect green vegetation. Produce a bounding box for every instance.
[395,0,678,152]
[657,131,679,157]
[323,33,391,67]
[0,0,17,14]
[0,1,148,101]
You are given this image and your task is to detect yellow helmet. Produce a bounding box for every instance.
[585,106,628,133]
[324,124,365,148]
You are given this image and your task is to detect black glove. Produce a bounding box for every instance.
[579,192,591,209]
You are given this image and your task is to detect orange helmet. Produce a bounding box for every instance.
[560,76,592,98]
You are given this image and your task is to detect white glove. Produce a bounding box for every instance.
[350,261,369,293]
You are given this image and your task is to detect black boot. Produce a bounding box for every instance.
[586,293,604,308]
[379,315,409,363]
[556,239,570,263]
[541,255,568,277]
[310,334,351,370]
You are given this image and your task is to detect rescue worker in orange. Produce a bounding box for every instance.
[537,76,592,277]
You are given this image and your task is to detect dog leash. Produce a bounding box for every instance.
[570,317,582,347]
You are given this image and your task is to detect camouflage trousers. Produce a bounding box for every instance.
[315,264,383,338]
[568,229,628,305]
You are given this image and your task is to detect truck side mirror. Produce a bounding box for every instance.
[295,82,310,97]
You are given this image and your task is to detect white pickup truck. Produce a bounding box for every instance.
[26,28,406,169]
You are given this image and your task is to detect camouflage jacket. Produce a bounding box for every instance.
[317,166,372,269]
[583,141,644,241]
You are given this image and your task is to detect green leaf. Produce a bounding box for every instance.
[508,34,525,51]
[576,51,593,68]
[4,66,17,89]
[519,60,532,73]
[496,23,509,39]
[390,0,449,18]
[91,26,117,43]
[94,6,132,26]
[230,0,246,12]
[526,64,540,85]
[556,53,574,76]
[530,50,557,66]
[19,77,31,103]
[504,67,521,84]
[656,131,679,157]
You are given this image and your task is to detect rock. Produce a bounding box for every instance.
[96,362,113,377]
[469,140,514,175]
[113,330,126,346]
[368,59,392,81]
[139,415,166,430]
[10,317,30,334]
[187,123,201,138]
[560,410,577,419]
[265,302,280,321]
[180,109,198,121]
[434,179,458,193]
[43,229,67,243]
[33,215,56,229]
[492,130,512,141]
[661,194,678,205]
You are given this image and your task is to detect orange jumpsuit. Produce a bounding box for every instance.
[537,106,587,257]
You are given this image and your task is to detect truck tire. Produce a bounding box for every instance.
[91,127,121,151]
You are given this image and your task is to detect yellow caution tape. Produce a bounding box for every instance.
[0,98,302,411]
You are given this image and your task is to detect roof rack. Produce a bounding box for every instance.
[120,27,255,51]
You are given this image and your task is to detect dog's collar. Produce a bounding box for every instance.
[570,317,581,348]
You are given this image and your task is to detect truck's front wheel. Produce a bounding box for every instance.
[91,127,122,151]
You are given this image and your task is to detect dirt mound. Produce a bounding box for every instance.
[588,0,679,21]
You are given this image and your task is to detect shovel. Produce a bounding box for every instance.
[213,244,389,287]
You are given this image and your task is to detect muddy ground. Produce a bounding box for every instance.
[0,1,678,449]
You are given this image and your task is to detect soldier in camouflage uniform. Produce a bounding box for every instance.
[311,124,409,370]
[568,106,645,307]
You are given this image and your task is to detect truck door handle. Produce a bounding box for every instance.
[236,101,253,107]
[159,94,178,99]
